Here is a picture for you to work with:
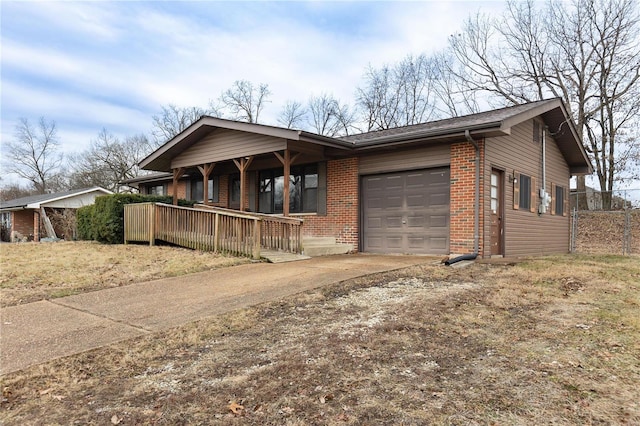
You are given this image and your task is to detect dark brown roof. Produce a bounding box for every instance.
[341,99,558,145]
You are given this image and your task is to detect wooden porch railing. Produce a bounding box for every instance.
[124,203,303,259]
[193,204,304,254]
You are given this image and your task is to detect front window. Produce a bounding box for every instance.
[230,175,241,204]
[259,164,318,214]
[189,179,218,202]
[149,184,165,196]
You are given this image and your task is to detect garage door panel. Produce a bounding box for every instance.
[429,193,448,206]
[407,215,425,227]
[406,194,426,208]
[430,215,448,228]
[362,167,450,254]
[386,236,402,249]
[386,216,403,228]
[367,217,383,228]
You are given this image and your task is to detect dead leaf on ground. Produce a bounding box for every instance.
[38,388,53,396]
[111,414,121,424]
[228,401,244,415]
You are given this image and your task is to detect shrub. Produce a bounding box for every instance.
[82,194,195,244]
[77,204,96,241]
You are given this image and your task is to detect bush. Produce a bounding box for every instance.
[77,204,96,241]
[81,194,195,244]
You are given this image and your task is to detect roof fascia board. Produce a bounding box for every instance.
[139,116,304,170]
[23,187,112,209]
[499,99,560,131]
[352,124,505,148]
[552,103,593,173]
[203,117,302,139]
[298,133,353,149]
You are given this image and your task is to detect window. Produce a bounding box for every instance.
[552,184,566,216]
[230,174,241,205]
[519,174,531,210]
[148,184,165,196]
[189,179,219,202]
[533,120,541,143]
[513,172,535,212]
[258,164,318,214]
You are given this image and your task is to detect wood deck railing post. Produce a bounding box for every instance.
[252,218,261,259]
[214,212,220,253]
[149,203,156,246]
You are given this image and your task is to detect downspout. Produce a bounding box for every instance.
[465,130,480,256]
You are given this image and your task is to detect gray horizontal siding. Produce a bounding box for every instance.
[484,120,571,257]
[358,144,450,175]
[171,128,286,169]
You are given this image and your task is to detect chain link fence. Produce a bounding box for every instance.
[570,189,640,255]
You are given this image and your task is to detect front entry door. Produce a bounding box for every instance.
[490,169,504,256]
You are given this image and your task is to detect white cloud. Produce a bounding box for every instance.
[2,1,508,167]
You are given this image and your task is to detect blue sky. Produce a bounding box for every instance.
[1,1,505,166]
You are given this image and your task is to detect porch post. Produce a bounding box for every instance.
[274,149,300,217]
[233,156,254,211]
[172,167,185,205]
[197,163,216,205]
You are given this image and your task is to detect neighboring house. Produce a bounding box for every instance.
[127,98,591,258]
[570,186,632,211]
[0,187,113,242]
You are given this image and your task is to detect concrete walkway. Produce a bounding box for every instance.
[1,254,432,375]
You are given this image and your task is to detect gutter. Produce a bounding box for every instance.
[345,122,503,147]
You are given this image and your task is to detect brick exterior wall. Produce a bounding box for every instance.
[449,141,485,256]
[11,210,37,239]
[301,158,359,248]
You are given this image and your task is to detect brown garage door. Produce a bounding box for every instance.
[362,167,450,254]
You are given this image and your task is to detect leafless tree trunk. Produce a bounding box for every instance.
[449,0,640,210]
[219,80,271,124]
[307,93,355,137]
[4,117,64,194]
[278,100,307,129]
[68,129,152,192]
[151,104,215,146]
[356,54,440,131]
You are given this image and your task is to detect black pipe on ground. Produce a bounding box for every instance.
[444,253,478,266]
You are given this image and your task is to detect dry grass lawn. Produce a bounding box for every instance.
[0,241,249,307]
[1,254,639,425]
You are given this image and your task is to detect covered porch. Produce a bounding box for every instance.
[131,117,356,258]
[139,116,351,217]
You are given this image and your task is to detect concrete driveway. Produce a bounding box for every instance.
[1,254,432,375]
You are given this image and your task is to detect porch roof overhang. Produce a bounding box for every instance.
[139,116,352,172]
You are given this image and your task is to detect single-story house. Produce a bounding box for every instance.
[126,98,592,258]
[0,187,112,242]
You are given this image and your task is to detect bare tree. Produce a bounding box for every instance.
[0,181,35,201]
[69,129,152,192]
[431,51,481,117]
[151,104,215,146]
[356,54,440,131]
[278,100,307,129]
[219,80,271,123]
[4,117,64,194]
[307,93,355,137]
[448,0,640,209]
